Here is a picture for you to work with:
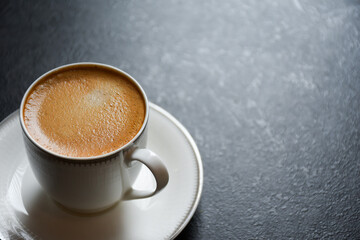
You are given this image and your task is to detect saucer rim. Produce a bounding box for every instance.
[149,103,203,239]
[0,103,204,240]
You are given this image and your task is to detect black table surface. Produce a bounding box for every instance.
[1,0,360,239]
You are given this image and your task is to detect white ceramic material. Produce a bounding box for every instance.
[0,103,203,240]
[19,63,169,212]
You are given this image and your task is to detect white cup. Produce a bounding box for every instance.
[19,63,169,213]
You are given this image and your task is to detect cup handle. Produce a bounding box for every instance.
[123,148,169,200]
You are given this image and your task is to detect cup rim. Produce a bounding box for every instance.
[19,62,149,161]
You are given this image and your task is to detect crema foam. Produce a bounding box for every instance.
[23,66,146,157]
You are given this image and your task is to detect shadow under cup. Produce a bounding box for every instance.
[19,62,168,213]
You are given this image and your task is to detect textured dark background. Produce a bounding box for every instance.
[1,0,360,239]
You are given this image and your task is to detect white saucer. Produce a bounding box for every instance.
[0,103,203,240]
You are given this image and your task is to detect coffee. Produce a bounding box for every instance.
[23,66,146,158]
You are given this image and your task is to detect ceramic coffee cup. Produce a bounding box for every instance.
[19,63,169,213]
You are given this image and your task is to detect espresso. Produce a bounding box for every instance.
[23,66,146,157]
